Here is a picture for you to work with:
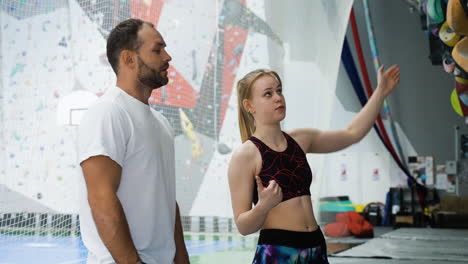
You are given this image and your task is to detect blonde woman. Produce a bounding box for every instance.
[228,66,400,263]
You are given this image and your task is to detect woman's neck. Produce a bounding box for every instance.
[253,123,284,145]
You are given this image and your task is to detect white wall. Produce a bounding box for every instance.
[2,0,413,216]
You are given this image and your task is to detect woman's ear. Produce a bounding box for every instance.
[242,98,254,114]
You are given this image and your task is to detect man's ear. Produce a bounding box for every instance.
[120,50,136,69]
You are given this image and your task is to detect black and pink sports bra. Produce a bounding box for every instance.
[249,132,312,205]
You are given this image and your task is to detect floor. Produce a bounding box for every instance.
[1,227,468,263]
[329,227,468,263]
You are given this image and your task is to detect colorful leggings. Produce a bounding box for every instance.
[252,228,329,264]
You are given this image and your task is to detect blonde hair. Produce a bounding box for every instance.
[236,69,282,143]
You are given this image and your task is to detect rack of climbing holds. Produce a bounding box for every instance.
[417,0,468,121]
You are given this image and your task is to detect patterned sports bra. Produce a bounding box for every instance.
[249,132,312,205]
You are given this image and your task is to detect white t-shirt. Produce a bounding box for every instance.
[77,86,176,264]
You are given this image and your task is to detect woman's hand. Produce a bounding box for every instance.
[377,65,400,97]
[255,176,282,212]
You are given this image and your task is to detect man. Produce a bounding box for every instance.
[78,18,190,264]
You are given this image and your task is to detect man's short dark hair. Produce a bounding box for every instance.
[106,18,154,75]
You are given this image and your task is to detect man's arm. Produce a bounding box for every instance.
[174,202,190,264]
[81,155,142,264]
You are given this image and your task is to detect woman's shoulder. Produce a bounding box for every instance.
[230,139,260,164]
[284,129,315,154]
[284,129,303,143]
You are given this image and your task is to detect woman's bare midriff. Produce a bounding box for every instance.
[260,195,318,232]
[249,136,317,232]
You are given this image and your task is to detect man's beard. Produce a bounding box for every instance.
[137,56,168,89]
